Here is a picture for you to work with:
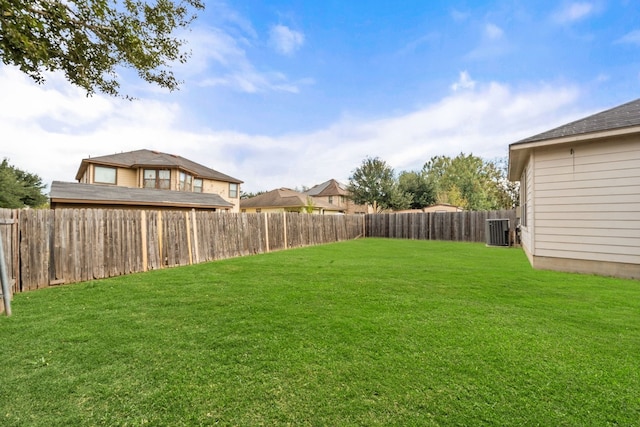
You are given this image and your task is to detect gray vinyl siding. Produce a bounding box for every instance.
[532,135,640,265]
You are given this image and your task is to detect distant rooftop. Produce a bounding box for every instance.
[304,179,349,197]
[50,181,234,209]
[241,188,344,211]
[75,149,242,183]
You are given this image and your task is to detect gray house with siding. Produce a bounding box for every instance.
[508,98,640,279]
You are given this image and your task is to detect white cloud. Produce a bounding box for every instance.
[464,23,510,61]
[180,27,306,93]
[485,23,504,40]
[269,25,305,55]
[552,2,594,24]
[451,71,476,91]
[615,29,640,45]
[451,9,470,22]
[398,33,440,55]
[1,66,588,194]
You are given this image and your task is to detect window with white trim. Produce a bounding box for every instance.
[179,172,193,191]
[193,178,203,193]
[94,166,116,184]
[229,183,238,198]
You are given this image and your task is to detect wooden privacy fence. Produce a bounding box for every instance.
[0,208,365,296]
[0,208,517,303]
[365,209,517,242]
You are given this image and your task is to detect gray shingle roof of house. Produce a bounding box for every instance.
[513,98,640,145]
[240,188,344,211]
[75,149,243,183]
[304,179,350,197]
[50,181,234,209]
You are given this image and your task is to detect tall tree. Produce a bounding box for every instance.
[423,153,513,211]
[0,159,48,208]
[397,170,436,209]
[0,0,204,97]
[347,157,409,212]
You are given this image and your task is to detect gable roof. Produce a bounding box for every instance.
[50,181,234,209]
[75,149,243,183]
[240,188,344,211]
[304,179,350,197]
[513,98,640,145]
[508,98,640,180]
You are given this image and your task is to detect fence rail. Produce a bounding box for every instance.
[0,208,516,308]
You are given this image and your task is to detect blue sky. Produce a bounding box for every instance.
[2,0,640,193]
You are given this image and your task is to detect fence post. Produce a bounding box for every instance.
[184,211,193,265]
[191,209,200,265]
[283,212,288,250]
[263,212,270,253]
[157,211,164,268]
[0,221,12,316]
[141,210,148,272]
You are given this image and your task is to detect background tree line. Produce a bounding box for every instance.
[0,158,48,208]
[348,153,518,212]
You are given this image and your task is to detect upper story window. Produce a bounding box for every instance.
[144,169,170,190]
[94,166,116,184]
[193,178,203,193]
[328,196,334,204]
[229,183,238,198]
[179,172,193,191]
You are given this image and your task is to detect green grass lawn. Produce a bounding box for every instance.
[1,238,639,426]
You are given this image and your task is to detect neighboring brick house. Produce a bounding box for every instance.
[240,188,345,214]
[304,179,373,214]
[50,149,243,212]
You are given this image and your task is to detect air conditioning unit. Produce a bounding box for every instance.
[486,219,510,246]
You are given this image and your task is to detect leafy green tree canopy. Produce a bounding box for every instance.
[0,0,204,97]
[348,156,409,212]
[0,158,48,208]
[422,153,515,211]
[397,170,435,210]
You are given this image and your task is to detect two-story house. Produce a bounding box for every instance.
[50,149,243,212]
[304,179,373,214]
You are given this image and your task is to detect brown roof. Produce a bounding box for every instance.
[304,179,350,197]
[50,181,234,209]
[75,149,243,183]
[240,188,344,211]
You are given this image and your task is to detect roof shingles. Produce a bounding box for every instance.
[50,181,233,209]
[76,149,242,183]
[240,188,344,211]
[514,98,640,145]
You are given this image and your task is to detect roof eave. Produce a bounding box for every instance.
[50,197,232,209]
[508,124,640,181]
